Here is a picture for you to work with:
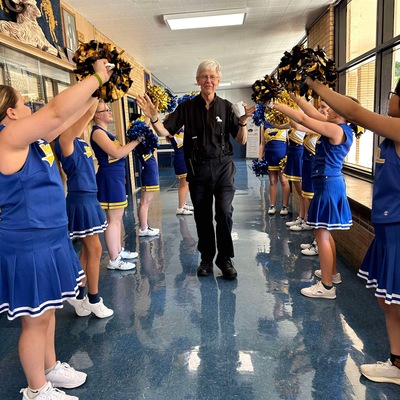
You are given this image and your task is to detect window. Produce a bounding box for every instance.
[392,45,400,89]
[395,0,400,36]
[346,0,377,62]
[345,58,375,173]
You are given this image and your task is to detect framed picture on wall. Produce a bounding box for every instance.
[65,48,75,64]
[61,7,78,52]
[144,71,150,89]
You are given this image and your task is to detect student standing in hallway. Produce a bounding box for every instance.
[137,59,255,279]
[91,102,142,270]
[307,77,400,386]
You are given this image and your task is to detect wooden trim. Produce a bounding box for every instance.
[0,32,74,71]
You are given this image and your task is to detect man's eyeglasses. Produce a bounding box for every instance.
[198,75,219,82]
[388,91,397,100]
[96,108,112,113]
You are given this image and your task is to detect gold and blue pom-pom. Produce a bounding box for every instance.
[126,120,159,154]
[177,91,198,105]
[252,159,269,177]
[278,156,287,174]
[73,40,133,103]
[251,75,282,104]
[252,103,266,127]
[165,88,177,113]
[277,45,337,100]
[146,85,169,113]
[265,91,298,125]
[348,123,365,139]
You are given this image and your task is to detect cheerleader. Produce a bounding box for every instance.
[167,127,194,215]
[91,102,142,268]
[0,59,112,399]
[55,99,113,319]
[273,94,357,300]
[258,122,290,215]
[307,77,400,385]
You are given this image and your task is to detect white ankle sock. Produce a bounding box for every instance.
[27,382,48,398]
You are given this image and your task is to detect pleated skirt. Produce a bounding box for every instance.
[307,176,352,230]
[66,192,108,239]
[0,226,84,320]
[358,222,400,304]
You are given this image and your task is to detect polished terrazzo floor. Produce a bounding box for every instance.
[1,160,399,399]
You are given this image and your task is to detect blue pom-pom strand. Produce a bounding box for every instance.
[253,103,266,127]
[251,159,269,177]
[126,120,159,154]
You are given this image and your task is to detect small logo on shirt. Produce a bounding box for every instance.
[216,116,222,123]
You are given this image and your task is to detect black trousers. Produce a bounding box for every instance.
[188,157,236,262]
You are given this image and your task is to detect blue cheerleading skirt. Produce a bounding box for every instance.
[307,176,352,230]
[141,156,160,192]
[358,222,400,304]
[96,167,128,209]
[174,150,188,178]
[264,141,287,171]
[301,158,314,199]
[0,226,84,320]
[66,192,108,239]
[283,144,303,181]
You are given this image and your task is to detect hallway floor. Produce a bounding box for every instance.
[1,160,399,399]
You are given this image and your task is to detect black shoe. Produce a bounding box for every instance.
[216,258,237,280]
[197,260,213,276]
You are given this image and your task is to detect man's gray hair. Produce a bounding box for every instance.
[196,59,222,79]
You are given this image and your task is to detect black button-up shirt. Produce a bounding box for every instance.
[163,94,239,161]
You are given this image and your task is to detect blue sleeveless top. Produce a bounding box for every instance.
[312,124,353,178]
[90,125,125,171]
[55,137,98,192]
[0,125,67,230]
[372,139,400,224]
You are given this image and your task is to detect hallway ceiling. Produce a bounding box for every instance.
[64,0,335,93]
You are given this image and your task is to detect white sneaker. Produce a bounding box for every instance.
[21,382,78,400]
[360,359,400,385]
[138,225,160,237]
[301,244,319,256]
[314,269,342,284]
[268,205,276,215]
[300,281,336,299]
[107,256,136,270]
[176,207,193,215]
[286,217,303,227]
[119,247,138,259]
[82,297,114,318]
[279,206,289,216]
[290,221,314,231]
[45,361,87,389]
[67,297,91,317]
[300,239,317,249]
[183,203,194,211]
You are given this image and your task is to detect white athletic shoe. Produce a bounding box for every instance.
[82,297,114,318]
[67,297,91,317]
[176,207,193,215]
[300,281,336,299]
[107,256,136,270]
[300,239,317,249]
[21,381,78,399]
[360,359,400,385]
[118,247,138,259]
[314,269,342,284]
[45,361,87,389]
[138,225,160,237]
[286,217,303,227]
[183,203,194,211]
[268,205,276,215]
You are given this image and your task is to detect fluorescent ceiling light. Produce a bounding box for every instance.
[219,81,232,87]
[164,9,246,30]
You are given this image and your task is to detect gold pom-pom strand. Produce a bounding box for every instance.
[265,90,298,126]
[73,40,133,103]
[146,85,170,113]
